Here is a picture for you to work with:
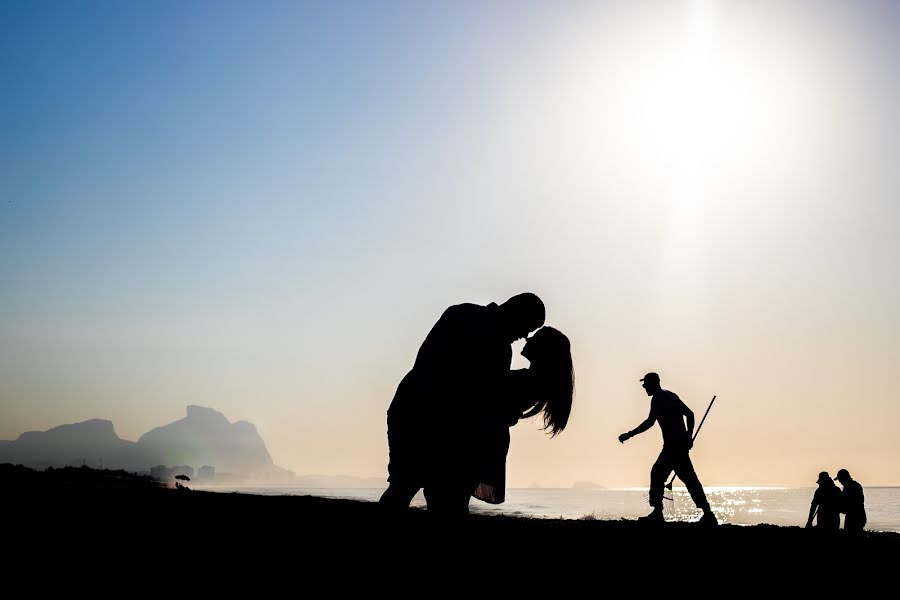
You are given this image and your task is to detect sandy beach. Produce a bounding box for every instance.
[4,464,897,587]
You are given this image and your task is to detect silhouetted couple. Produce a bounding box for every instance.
[379,293,574,516]
[806,468,866,531]
[619,372,717,526]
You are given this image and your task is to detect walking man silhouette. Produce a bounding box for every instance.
[835,468,866,532]
[618,372,717,525]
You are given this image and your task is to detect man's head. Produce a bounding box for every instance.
[640,372,661,396]
[817,471,832,486]
[498,293,545,342]
[834,468,852,484]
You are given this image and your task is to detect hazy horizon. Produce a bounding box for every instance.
[3,1,900,488]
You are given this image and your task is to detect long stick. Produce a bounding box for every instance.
[691,395,717,443]
[665,395,716,491]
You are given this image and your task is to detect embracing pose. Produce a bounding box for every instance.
[474,326,574,504]
[379,293,574,516]
[379,293,543,515]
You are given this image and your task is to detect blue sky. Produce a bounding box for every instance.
[3,1,900,486]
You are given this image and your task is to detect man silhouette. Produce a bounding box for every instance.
[618,372,717,525]
[379,292,545,515]
[835,468,866,532]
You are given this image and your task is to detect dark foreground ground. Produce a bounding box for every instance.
[3,464,897,589]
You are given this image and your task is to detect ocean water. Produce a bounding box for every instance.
[208,485,900,533]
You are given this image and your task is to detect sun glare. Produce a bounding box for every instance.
[534,0,819,228]
[630,2,763,223]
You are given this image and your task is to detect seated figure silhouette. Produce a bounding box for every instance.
[379,293,545,516]
[472,326,575,504]
[835,468,866,532]
[618,372,717,526]
[806,471,841,530]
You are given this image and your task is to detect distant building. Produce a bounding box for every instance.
[197,465,215,481]
[150,465,171,481]
[172,465,194,479]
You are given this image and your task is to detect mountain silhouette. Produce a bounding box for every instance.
[0,419,139,470]
[0,406,281,478]
[138,405,274,475]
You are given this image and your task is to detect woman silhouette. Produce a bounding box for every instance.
[806,471,841,530]
[473,326,575,504]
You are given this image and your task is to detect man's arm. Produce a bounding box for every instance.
[619,411,656,443]
[848,484,864,511]
[683,402,695,441]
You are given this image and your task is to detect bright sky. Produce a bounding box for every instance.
[2,1,900,487]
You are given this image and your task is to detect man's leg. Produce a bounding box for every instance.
[644,450,672,520]
[649,450,673,509]
[673,453,716,524]
[379,481,420,510]
[845,514,865,532]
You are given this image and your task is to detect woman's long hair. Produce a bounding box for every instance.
[520,326,574,437]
